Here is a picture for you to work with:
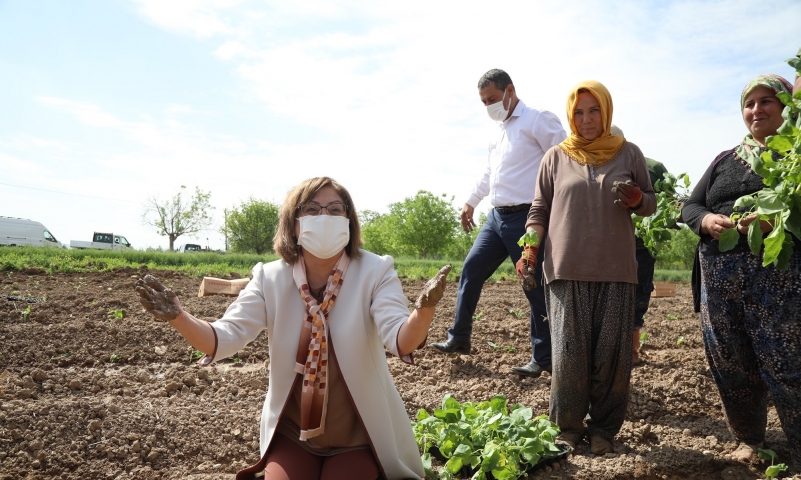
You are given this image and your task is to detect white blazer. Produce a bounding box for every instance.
[208,250,424,480]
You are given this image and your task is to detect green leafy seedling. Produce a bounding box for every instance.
[517,230,540,247]
[508,308,526,319]
[50,351,72,362]
[109,354,121,363]
[412,394,563,480]
[639,332,650,348]
[189,349,203,363]
[19,304,31,322]
[108,308,125,320]
[487,341,516,353]
[758,448,788,479]
[472,311,485,322]
[666,313,682,320]
[676,336,686,346]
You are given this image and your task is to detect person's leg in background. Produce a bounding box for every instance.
[633,247,655,365]
[432,209,508,354]
[502,209,551,376]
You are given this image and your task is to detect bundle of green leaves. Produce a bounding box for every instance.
[719,48,801,270]
[632,172,691,257]
[412,395,564,480]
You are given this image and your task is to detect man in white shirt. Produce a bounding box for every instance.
[431,69,566,378]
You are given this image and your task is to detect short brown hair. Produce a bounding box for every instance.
[273,177,363,264]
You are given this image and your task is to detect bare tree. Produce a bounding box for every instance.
[143,186,214,251]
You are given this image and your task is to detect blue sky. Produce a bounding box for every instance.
[1,0,799,250]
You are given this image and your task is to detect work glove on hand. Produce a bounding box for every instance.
[515,245,538,290]
[415,265,451,309]
[134,274,183,321]
[612,180,643,210]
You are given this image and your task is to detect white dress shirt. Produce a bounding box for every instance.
[466,99,566,208]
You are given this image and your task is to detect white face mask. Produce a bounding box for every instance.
[486,90,509,121]
[297,215,350,259]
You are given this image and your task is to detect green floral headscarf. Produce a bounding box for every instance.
[735,74,794,166]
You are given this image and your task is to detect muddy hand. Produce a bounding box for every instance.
[515,245,538,291]
[612,180,643,210]
[134,274,183,321]
[521,266,537,291]
[415,265,451,309]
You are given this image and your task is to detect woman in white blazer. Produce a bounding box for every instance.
[135,176,450,480]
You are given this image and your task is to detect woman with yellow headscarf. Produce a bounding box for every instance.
[518,80,656,455]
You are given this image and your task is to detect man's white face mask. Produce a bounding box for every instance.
[297,215,350,259]
[486,89,509,121]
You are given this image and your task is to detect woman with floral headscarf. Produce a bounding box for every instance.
[682,74,801,470]
[520,80,656,454]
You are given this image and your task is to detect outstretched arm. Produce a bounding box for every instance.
[397,265,451,356]
[135,275,216,354]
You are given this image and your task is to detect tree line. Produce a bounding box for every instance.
[142,186,694,270]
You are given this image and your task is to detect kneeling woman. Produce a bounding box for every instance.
[520,81,655,454]
[135,176,450,480]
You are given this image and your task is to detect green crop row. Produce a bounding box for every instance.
[0,246,689,283]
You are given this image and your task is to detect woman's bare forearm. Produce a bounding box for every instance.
[397,307,435,356]
[168,310,216,354]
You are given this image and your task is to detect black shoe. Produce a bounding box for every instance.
[511,361,551,377]
[430,339,471,355]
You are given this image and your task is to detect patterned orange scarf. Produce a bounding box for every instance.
[558,80,626,167]
[291,253,349,440]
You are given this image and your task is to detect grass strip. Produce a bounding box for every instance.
[0,247,688,283]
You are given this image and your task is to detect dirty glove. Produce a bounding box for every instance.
[415,265,451,309]
[515,245,538,291]
[612,180,643,210]
[134,275,183,321]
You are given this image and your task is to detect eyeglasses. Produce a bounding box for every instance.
[298,202,348,217]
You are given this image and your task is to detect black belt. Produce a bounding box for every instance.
[495,204,531,214]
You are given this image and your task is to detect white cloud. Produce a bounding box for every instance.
[130,0,242,38]
[214,40,246,60]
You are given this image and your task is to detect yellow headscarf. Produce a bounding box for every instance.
[558,80,626,167]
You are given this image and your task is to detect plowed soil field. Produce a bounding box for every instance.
[0,267,797,479]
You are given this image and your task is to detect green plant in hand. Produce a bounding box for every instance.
[632,172,691,257]
[517,231,539,248]
[719,49,801,270]
[758,448,787,479]
[412,395,564,480]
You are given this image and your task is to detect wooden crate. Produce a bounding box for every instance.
[652,282,676,298]
[197,277,250,297]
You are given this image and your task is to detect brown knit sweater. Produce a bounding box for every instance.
[526,142,656,285]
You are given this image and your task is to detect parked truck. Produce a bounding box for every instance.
[70,232,133,250]
[176,243,202,253]
[0,216,64,248]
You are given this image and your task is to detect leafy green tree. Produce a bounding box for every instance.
[221,197,280,254]
[360,209,397,256]
[655,226,696,270]
[385,191,459,258]
[142,185,214,251]
[443,212,486,259]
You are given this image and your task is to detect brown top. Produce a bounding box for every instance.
[526,142,656,285]
[276,345,370,456]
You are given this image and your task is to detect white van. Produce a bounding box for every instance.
[0,217,63,248]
